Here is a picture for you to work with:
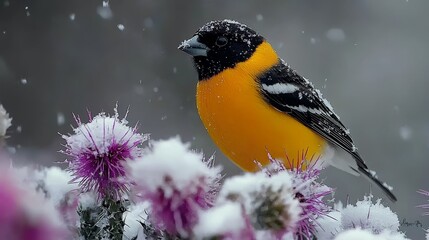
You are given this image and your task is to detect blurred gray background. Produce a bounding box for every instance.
[0,0,428,238]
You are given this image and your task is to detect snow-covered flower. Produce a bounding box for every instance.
[63,109,148,200]
[217,171,301,239]
[193,202,255,240]
[15,166,79,231]
[259,153,333,239]
[314,211,342,239]
[29,166,78,207]
[0,168,68,240]
[0,104,12,138]
[341,196,399,234]
[122,201,150,240]
[334,228,409,240]
[126,137,222,237]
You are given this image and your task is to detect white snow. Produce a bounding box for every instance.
[256,14,264,21]
[123,201,150,240]
[34,166,77,206]
[193,202,245,238]
[1,168,67,229]
[127,137,221,197]
[262,83,299,94]
[78,191,97,210]
[341,197,399,234]
[399,125,412,141]
[179,39,191,49]
[64,112,146,158]
[69,13,76,21]
[21,78,27,84]
[287,104,323,115]
[25,6,30,17]
[314,89,336,114]
[0,104,12,137]
[117,24,125,31]
[314,211,342,239]
[223,19,246,27]
[57,112,65,126]
[217,171,301,230]
[326,28,346,42]
[97,5,113,19]
[334,229,409,240]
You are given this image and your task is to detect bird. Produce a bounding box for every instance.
[178,20,396,202]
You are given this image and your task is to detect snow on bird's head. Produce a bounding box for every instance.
[187,20,264,80]
[197,19,248,33]
[195,19,260,45]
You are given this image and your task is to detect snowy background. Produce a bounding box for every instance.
[0,0,428,238]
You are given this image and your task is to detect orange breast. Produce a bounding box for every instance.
[196,41,326,171]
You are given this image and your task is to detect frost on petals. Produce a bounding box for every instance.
[63,110,148,200]
[217,171,301,238]
[126,137,222,237]
[341,196,399,234]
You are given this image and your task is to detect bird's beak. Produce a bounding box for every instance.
[178,35,209,57]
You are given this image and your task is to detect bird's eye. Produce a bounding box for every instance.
[215,36,228,47]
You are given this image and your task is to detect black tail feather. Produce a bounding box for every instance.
[358,166,397,202]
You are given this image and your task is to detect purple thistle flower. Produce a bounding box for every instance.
[258,151,333,239]
[63,109,148,200]
[126,137,222,237]
[0,168,68,240]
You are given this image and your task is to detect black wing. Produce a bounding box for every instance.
[258,60,366,168]
[258,60,397,202]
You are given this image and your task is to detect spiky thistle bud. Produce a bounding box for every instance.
[259,152,333,239]
[63,109,148,200]
[217,171,301,239]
